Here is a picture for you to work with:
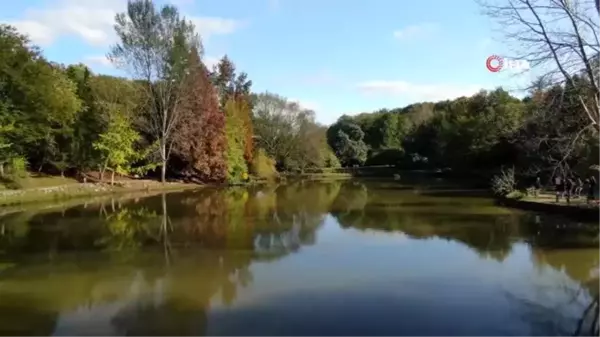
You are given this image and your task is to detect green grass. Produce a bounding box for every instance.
[0,174,200,207]
[0,174,78,191]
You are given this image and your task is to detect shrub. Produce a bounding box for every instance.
[251,149,278,180]
[491,167,516,196]
[365,148,404,166]
[323,149,341,168]
[506,190,525,200]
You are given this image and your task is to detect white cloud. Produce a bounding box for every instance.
[393,23,438,40]
[191,17,242,41]
[4,0,242,47]
[289,98,321,112]
[84,55,112,67]
[5,0,123,46]
[203,55,221,69]
[356,80,483,102]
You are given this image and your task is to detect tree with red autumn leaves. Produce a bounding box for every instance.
[173,46,227,182]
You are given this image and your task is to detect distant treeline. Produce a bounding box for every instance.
[0,0,597,187]
[0,0,340,186]
[326,81,599,180]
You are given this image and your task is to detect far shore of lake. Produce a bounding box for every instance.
[0,178,201,208]
[498,193,599,222]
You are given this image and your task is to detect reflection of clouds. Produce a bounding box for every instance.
[53,270,163,336]
[254,222,302,255]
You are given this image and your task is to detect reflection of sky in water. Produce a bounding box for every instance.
[0,182,596,336]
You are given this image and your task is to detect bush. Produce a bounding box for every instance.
[365,148,404,166]
[491,167,516,196]
[323,149,341,168]
[506,190,525,200]
[250,149,278,180]
[7,157,27,178]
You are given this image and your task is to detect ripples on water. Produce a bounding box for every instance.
[0,179,597,336]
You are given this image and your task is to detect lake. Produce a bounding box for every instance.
[0,179,597,336]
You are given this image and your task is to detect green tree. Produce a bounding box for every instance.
[327,119,368,166]
[109,0,199,183]
[93,113,144,185]
[0,25,81,173]
[224,99,248,183]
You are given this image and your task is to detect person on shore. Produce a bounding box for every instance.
[587,175,597,204]
[534,174,542,197]
[554,174,563,203]
[574,174,583,198]
[565,175,574,204]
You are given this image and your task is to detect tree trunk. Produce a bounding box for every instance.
[100,161,108,183]
[160,142,167,184]
[0,164,4,177]
[111,170,115,186]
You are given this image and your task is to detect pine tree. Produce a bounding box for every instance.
[212,56,255,168]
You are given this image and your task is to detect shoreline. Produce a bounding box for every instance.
[0,181,202,208]
[497,195,599,222]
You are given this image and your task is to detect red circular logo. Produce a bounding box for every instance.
[486,55,504,72]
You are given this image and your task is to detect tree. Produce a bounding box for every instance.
[224,99,248,183]
[327,119,368,166]
[173,46,227,183]
[477,0,599,136]
[211,56,254,165]
[109,0,200,183]
[0,26,81,173]
[252,92,323,170]
[93,113,143,185]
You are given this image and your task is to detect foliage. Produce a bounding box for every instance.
[225,99,249,183]
[322,148,341,168]
[250,149,278,180]
[252,92,333,172]
[93,113,148,184]
[211,56,254,166]
[506,190,525,200]
[173,47,227,182]
[327,118,368,166]
[109,0,199,182]
[491,167,517,197]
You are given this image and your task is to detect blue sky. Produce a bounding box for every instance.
[1,0,535,124]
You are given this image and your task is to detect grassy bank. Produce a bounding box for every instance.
[0,175,200,207]
[499,192,599,222]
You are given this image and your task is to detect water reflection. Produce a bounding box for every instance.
[0,180,596,336]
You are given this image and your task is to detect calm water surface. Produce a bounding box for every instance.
[0,179,597,336]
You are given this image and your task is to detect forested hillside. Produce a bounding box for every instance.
[0,0,339,186]
[327,82,599,180]
[0,0,597,189]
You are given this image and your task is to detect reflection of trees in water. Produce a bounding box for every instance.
[331,182,598,264]
[0,182,343,335]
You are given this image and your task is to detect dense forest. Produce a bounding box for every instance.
[327,82,598,178]
[0,0,339,186]
[0,0,598,188]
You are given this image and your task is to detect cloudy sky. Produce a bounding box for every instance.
[1,0,534,124]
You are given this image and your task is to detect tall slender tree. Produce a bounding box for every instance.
[109,0,199,183]
[212,56,254,166]
[174,46,227,182]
